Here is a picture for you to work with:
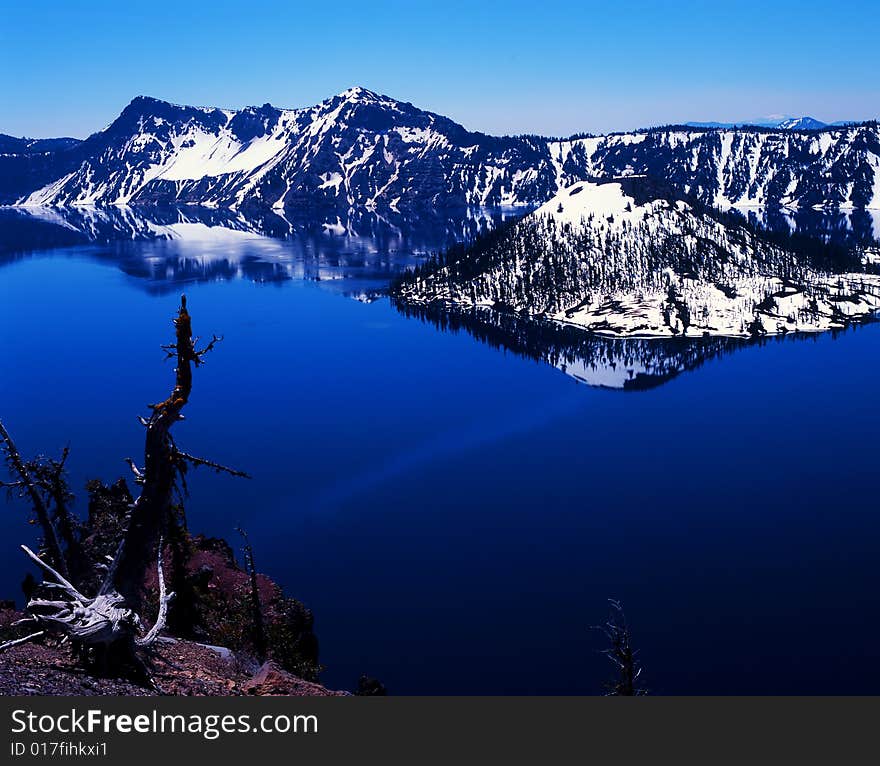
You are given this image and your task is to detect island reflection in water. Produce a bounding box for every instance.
[393,301,865,390]
[1,202,878,390]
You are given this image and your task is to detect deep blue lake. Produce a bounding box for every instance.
[1,206,879,694]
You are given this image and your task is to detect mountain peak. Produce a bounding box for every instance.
[335,86,383,102]
[127,95,172,108]
[775,116,826,130]
[119,95,199,118]
[115,95,179,125]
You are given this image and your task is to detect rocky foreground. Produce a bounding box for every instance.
[0,477,357,697]
[0,607,345,697]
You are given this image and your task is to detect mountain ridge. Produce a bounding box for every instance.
[683,115,830,131]
[2,88,879,211]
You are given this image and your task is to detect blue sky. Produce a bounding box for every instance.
[2,0,878,138]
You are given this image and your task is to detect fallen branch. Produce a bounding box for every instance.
[0,630,46,652]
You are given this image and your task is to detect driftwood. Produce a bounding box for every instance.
[0,543,171,654]
[0,296,245,668]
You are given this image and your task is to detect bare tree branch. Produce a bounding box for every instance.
[0,630,46,652]
[173,449,251,479]
[20,545,86,603]
[194,334,223,362]
[135,539,174,647]
[0,545,139,654]
[111,295,204,610]
[124,458,145,485]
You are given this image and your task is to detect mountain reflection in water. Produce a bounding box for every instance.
[2,203,878,286]
[1,203,878,389]
[0,204,523,291]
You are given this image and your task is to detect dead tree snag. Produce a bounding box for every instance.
[0,296,246,673]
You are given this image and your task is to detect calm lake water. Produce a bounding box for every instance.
[1,206,879,694]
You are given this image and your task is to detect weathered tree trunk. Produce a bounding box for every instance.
[1,296,234,672]
[110,296,203,611]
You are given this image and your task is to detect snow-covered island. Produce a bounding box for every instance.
[393,178,880,338]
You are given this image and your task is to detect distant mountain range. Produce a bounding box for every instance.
[683,116,836,130]
[392,177,880,338]
[1,87,878,211]
[0,135,81,154]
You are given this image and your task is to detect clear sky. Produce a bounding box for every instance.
[2,0,878,139]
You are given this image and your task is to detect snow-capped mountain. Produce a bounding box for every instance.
[5,88,557,210]
[2,88,879,211]
[392,178,880,338]
[775,116,827,130]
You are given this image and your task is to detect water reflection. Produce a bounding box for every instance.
[0,204,523,292]
[2,203,878,387]
[394,301,862,390]
[2,204,878,292]
[742,206,880,249]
